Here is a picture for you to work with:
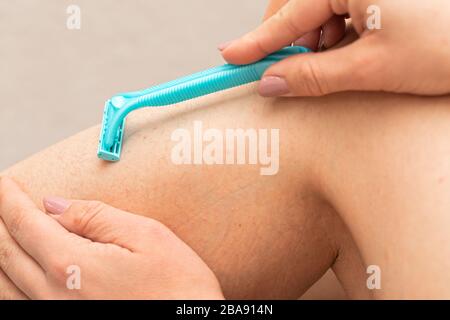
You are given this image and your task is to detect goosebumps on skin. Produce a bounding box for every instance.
[3,84,450,298]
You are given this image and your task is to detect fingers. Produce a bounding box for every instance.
[221,0,343,64]
[0,270,28,300]
[264,1,322,51]
[44,197,157,252]
[263,0,289,21]
[0,177,74,270]
[0,219,46,299]
[259,37,382,97]
[293,29,321,51]
[320,15,347,49]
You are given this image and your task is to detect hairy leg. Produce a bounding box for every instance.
[8,87,449,298]
[2,85,369,299]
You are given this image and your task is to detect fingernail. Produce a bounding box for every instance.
[293,37,307,46]
[318,36,327,52]
[218,40,234,51]
[259,76,290,97]
[43,196,71,215]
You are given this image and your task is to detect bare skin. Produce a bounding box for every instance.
[1,85,371,299]
[3,79,450,298]
[222,0,450,96]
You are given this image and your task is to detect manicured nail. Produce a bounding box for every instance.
[218,40,234,51]
[43,196,71,215]
[318,36,327,52]
[259,76,290,97]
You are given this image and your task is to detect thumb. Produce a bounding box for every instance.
[43,197,156,251]
[259,39,384,97]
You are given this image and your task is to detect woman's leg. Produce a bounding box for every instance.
[307,92,450,298]
[9,86,449,299]
[2,85,369,299]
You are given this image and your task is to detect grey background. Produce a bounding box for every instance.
[0,0,264,170]
[0,1,346,298]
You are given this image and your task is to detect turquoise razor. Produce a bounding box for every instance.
[97,46,310,161]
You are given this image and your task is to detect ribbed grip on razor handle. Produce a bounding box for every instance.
[104,46,310,148]
[137,64,260,106]
[119,64,237,99]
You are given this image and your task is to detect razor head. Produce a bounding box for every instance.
[97,101,125,161]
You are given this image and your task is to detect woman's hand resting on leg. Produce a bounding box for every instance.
[0,177,224,299]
